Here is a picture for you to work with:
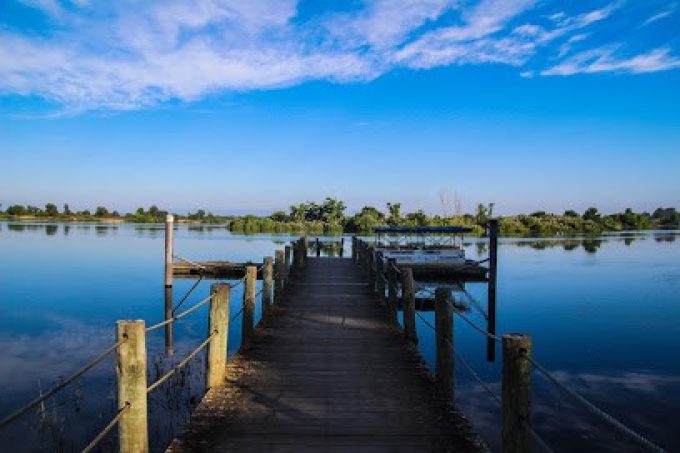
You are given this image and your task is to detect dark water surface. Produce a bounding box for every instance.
[0,222,678,452]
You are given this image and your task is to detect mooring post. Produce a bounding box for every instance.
[116,320,148,453]
[376,251,386,304]
[502,334,532,453]
[487,219,499,363]
[401,268,417,344]
[435,288,454,400]
[164,214,174,288]
[242,265,257,347]
[163,286,174,356]
[302,236,309,263]
[284,245,291,280]
[206,284,229,390]
[262,256,273,313]
[387,258,398,323]
[275,250,285,299]
[316,237,321,257]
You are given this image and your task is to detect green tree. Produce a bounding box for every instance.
[63,203,72,215]
[386,202,401,226]
[6,204,26,215]
[95,206,109,217]
[270,210,287,222]
[583,207,600,221]
[44,203,59,216]
[564,209,579,217]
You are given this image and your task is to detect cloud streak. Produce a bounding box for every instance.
[0,0,678,112]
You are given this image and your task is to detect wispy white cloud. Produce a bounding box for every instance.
[542,46,680,76]
[0,0,678,112]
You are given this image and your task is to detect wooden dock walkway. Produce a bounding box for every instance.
[168,257,483,452]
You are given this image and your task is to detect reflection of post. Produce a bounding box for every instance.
[164,286,174,356]
[164,214,174,288]
[487,219,498,362]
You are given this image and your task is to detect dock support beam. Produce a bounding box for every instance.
[487,219,498,362]
[164,214,174,288]
[242,266,256,348]
[502,334,532,453]
[116,320,148,453]
[262,257,273,313]
[206,284,229,390]
[275,250,285,299]
[401,268,417,344]
[435,288,454,401]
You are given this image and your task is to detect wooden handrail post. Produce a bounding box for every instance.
[435,288,454,400]
[275,250,285,299]
[487,219,499,362]
[502,334,532,453]
[284,245,291,280]
[401,268,417,344]
[262,256,273,313]
[116,320,148,453]
[340,237,345,257]
[352,236,357,261]
[376,251,386,304]
[242,265,257,347]
[164,214,174,288]
[294,239,304,269]
[206,284,229,390]
[387,258,398,322]
[316,237,321,257]
[368,247,376,293]
[302,236,309,263]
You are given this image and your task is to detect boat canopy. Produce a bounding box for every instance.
[373,226,473,234]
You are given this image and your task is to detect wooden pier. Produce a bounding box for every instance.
[168,257,483,452]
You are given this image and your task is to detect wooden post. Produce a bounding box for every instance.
[242,266,256,347]
[401,268,417,344]
[316,237,321,257]
[367,247,376,293]
[116,320,148,453]
[206,284,229,390]
[435,288,454,400]
[352,236,357,261]
[262,256,273,313]
[163,286,174,356]
[275,250,285,299]
[284,245,291,280]
[294,239,304,269]
[376,251,385,303]
[487,219,498,363]
[164,214,174,288]
[387,258,398,323]
[502,334,532,453]
[302,236,309,263]
[340,237,345,257]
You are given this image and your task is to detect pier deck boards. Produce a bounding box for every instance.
[168,257,483,452]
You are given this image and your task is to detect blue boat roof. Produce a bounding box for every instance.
[373,226,473,234]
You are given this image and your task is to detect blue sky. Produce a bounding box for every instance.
[1,0,679,215]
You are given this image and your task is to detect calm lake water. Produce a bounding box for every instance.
[0,222,678,452]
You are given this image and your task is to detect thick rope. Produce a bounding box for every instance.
[173,276,204,314]
[528,355,667,453]
[146,294,213,332]
[0,338,125,429]
[81,402,130,453]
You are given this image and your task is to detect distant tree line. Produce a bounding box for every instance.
[1,199,678,236]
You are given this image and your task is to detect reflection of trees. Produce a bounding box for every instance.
[582,239,602,254]
[46,225,58,236]
[475,242,488,256]
[654,233,677,243]
[504,238,605,254]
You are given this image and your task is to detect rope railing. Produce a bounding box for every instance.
[81,402,130,453]
[146,294,213,333]
[527,355,667,453]
[0,338,126,430]
[147,331,216,394]
[173,276,204,314]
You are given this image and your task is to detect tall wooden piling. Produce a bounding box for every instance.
[487,219,498,362]
[401,268,418,344]
[435,288,454,400]
[242,266,257,347]
[284,245,291,278]
[164,286,174,356]
[206,284,229,390]
[386,258,398,322]
[502,334,532,453]
[376,251,386,304]
[116,320,148,453]
[164,214,174,288]
[262,257,273,313]
[275,250,285,298]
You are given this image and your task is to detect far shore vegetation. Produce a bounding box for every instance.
[1,199,678,236]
